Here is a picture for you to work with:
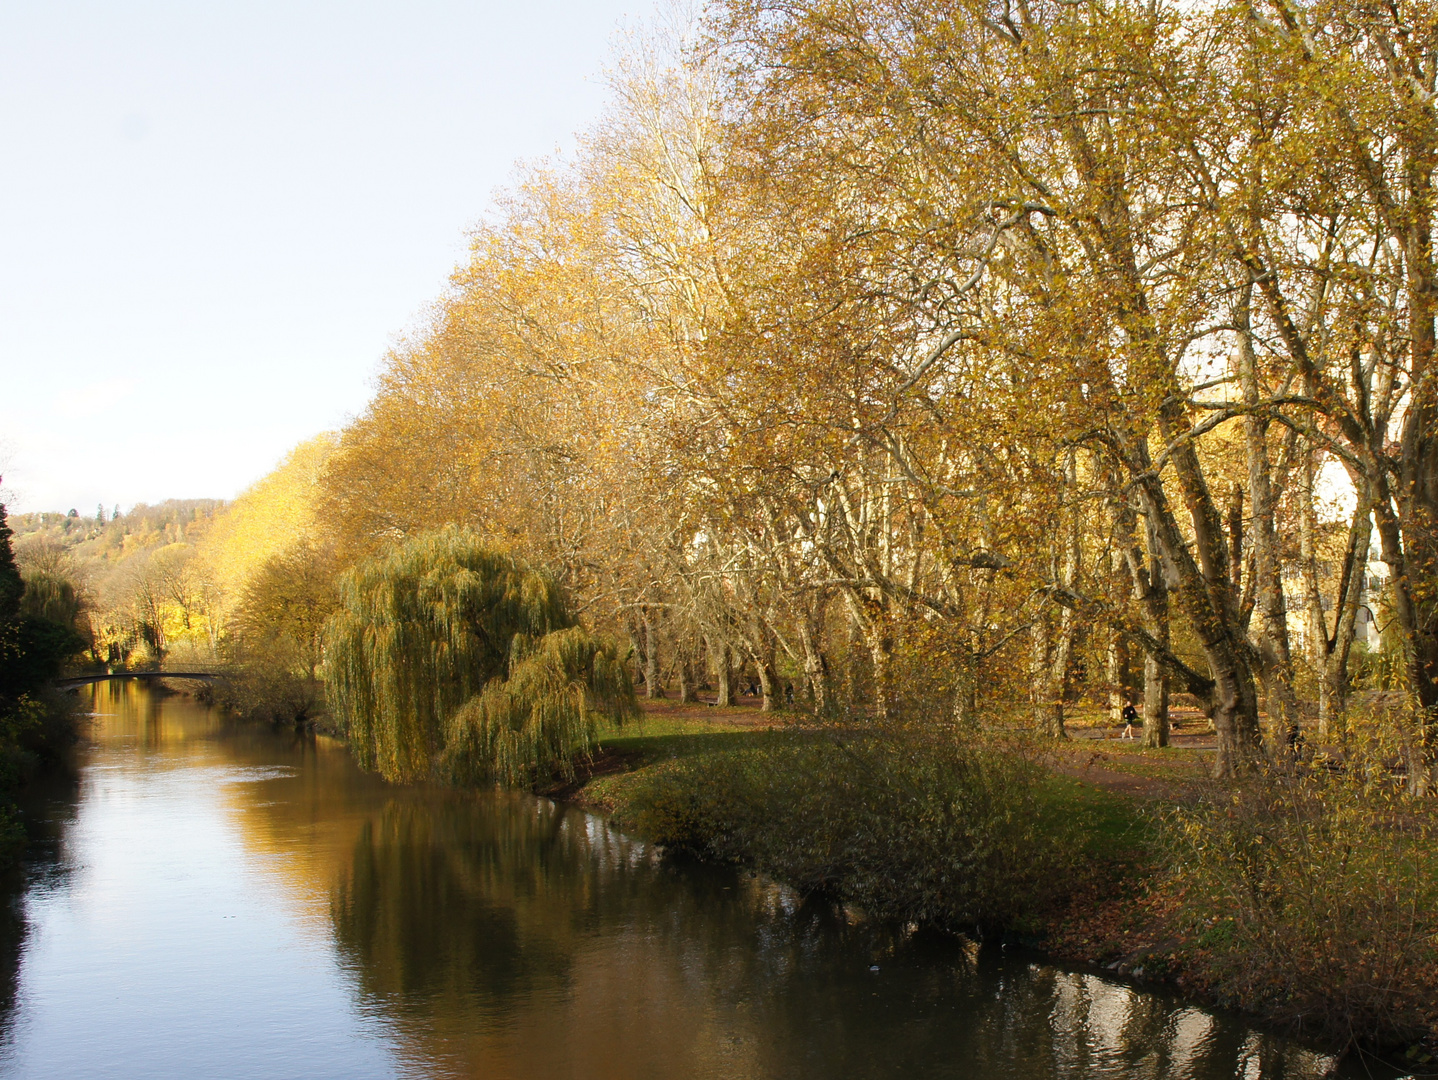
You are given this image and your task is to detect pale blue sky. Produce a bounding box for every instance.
[0,0,646,513]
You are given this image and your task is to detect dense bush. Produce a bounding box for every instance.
[623,730,1074,929]
[1166,769,1438,1045]
[211,640,327,728]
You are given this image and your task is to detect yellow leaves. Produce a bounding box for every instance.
[196,433,338,626]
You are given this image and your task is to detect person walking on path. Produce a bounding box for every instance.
[1121,702,1140,740]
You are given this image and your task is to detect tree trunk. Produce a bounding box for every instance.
[798,609,831,716]
[1298,460,1334,738]
[1235,284,1303,752]
[713,641,733,707]
[953,642,979,727]
[642,610,662,700]
[1126,432,1263,776]
[1322,489,1373,738]
[1030,614,1067,738]
[1080,156,1262,773]
[1106,629,1129,725]
[757,659,776,712]
[677,656,693,704]
[1400,148,1438,774]
[866,625,894,723]
[754,631,779,713]
[1140,512,1172,748]
[1140,651,1170,748]
[1032,456,1081,739]
[1103,464,1172,748]
[835,582,895,722]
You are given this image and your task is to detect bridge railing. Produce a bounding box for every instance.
[55,671,228,691]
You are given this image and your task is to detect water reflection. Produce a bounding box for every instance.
[0,685,1397,1079]
[0,886,26,1064]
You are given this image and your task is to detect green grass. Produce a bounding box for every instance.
[595,713,783,763]
[583,721,1158,874]
[1032,775,1155,864]
[583,717,781,814]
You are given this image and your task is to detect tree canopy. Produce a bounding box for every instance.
[178,0,1438,786]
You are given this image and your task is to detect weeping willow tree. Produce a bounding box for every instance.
[18,574,82,632]
[443,626,638,788]
[325,527,636,784]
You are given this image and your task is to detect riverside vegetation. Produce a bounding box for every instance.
[0,498,84,862]
[15,0,1438,1056]
[580,718,1438,1052]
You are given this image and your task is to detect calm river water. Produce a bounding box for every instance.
[0,683,1388,1079]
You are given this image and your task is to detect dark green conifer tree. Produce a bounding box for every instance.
[0,499,27,702]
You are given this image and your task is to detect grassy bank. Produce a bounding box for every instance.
[560,704,1438,1058]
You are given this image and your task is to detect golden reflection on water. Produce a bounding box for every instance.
[0,683,1374,1080]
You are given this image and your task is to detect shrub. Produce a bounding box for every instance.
[212,638,326,728]
[623,730,1074,929]
[1166,769,1438,1045]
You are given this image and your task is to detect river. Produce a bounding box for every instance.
[0,682,1391,1079]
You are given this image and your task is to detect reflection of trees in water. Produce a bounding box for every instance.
[0,881,25,1048]
[327,794,1344,1080]
[0,763,84,1054]
[643,906,1340,1080]
[970,962,1338,1080]
[330,795,648,1014]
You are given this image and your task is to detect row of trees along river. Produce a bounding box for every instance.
[6,0,1438,1058]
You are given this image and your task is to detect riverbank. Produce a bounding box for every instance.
[161,672,1437,1061]
[556,701,1438,1063]
[6,681,1358,1080]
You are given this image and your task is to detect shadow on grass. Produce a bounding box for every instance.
[1033,775,1156,866]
